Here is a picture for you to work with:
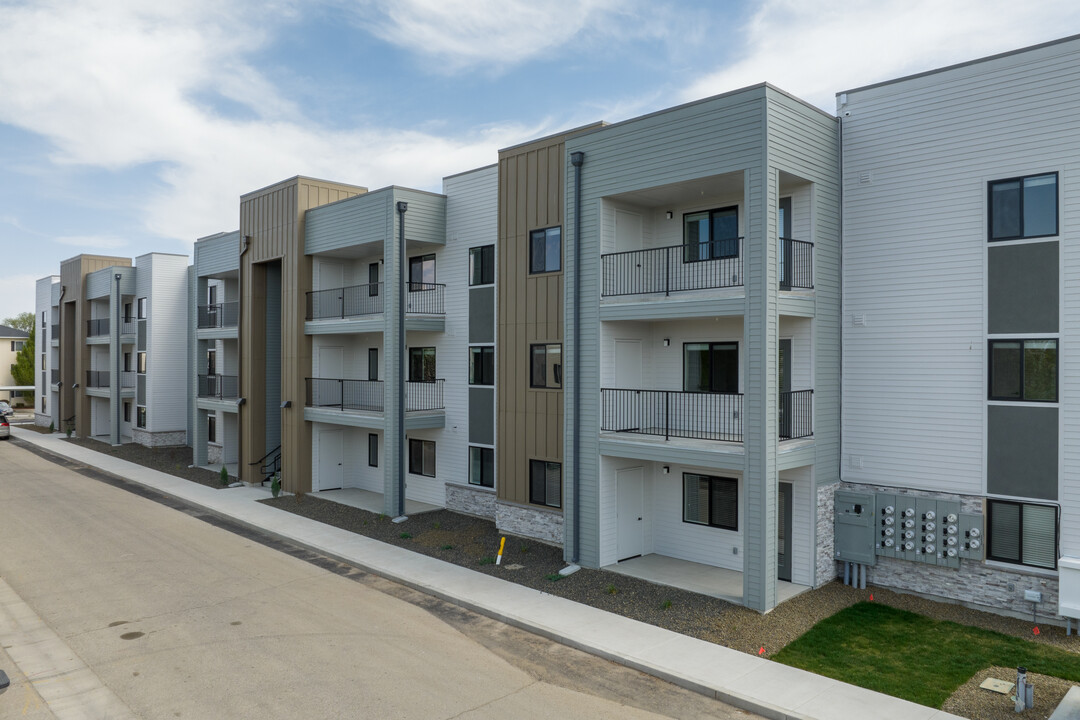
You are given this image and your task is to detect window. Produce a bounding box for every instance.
[368,263,380,297]
[123,302,132,322]
[41,397,46,413]
[469,346,494,385]
[368,433,379,467]
[136,406,146,428]
[684,342,738,393]
[41,353,46,370]
[408,347,436,382]
[529,460,561,507]
[987,499,1058,569]
[368,348,379,381]
[529,227,561,274]
[208,285,217,306]
[41,311,46,328]
[683,207,738,261]
[207,414,216,443]
[988,339,1057,401]
[123,402,130,422]
[469,446,494,488]
[11,341,24,351]
[529,344,561,389]
[137,352,147,374]
[409,254,435,289]
[137,297,147,319]
[683,473,738,530]
[408,438,435,477]
[989,173,1058,241]
[206,349,217,375]
[469,245,495,286]
[123,352,131,372]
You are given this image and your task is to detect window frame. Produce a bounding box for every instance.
[528,227,562,274]
[136,406,146,429]
[408,347,436,383]
[529,343,562,389]
[408,438,436,477]
[988,338,1058,402]
[529,459,561,508]
[682,206,740,262]
[682,473,738,531]
[408,253,436,290]
[468,446,494,488]
[137,351,147,374]
[986,499,1059,570]
[469,346,495,386]
[137,297,147,319]
[682,341,739,393]
[368,433,379,468]
[368,348,379,381]
[988,172,1059,242]
[469,244,495,286]
[207,414,216,443]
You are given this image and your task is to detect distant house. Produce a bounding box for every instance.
[0,323,30,406]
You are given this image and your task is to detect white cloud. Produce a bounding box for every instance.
[0,274,40,322]
[54,235,129,249]
[682,0,1080,111]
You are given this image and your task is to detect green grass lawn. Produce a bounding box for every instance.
[772,602,1080,708]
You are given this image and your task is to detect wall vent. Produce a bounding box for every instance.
[852,313,866,327]
[859,170,873,184]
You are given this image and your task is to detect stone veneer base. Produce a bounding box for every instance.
[816,482,837,586]
[495,501,564,547]
[131,429,188,448]
[445,483,496,520]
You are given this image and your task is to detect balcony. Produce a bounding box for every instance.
[50,323,59,340]
[779,238,813,290]
[306,282,446,320]
[779,389,813,440]
[51,369,60,384]
[305,378,445,413]
[601,240,743,298]
[85,370,136,389]
[198,374,239,399]
[121,317,137,335]
[601,388,743,442]
[197,302,239,329]
[87,318,109,337]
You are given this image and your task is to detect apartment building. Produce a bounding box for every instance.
[839,36,1080,622]
[34,275,60,425]
[35,253,189,446]
[1,323,30,406]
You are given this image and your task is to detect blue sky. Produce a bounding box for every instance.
[1,0,1078,322]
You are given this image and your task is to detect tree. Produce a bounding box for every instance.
[3,312,35,335]
[9,324,34,406]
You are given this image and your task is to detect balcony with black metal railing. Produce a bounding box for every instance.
[197,302,239,329]
[86,370,109,388]
[198,374,239,399]
[601,388,744,443]
[86,318,109,337]
[779,238,813,291]
[306,282,446,321]
[601,239,744,299]
[305,378,445,414]
[779,389,813,440]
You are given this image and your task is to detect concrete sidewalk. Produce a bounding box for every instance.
[10,428,963,720]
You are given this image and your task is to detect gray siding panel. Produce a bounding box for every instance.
[469,287,495,343]
[468,387,494,445]
[987,405,1058,500]
[195,232,240,276]
[988,242,1059,333]
[306,189,391,254]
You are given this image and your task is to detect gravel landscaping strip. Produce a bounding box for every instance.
[943,666,1077,720]
[62,436,226,489]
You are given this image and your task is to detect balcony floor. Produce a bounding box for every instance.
[314,488,440,516]
[604,554,810,607]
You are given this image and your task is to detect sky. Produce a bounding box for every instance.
[1,0,1078,322]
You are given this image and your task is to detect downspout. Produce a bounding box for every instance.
[238,236,249,480]
[570,151,584,565]
[57,285,66,426]
[114,272,122,444]
[395,201,409,520]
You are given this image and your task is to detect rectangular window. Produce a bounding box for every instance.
[469,346,495,385]
[123,402,130,423]
[41,396,46,413]
[368,263,380,296]
[529,227,561,274]
[529,460,561,508]
[137,297,147,319]
[683,206,739,261]
[12,341,23,351]
[988,339,1057,401]
[469,446,494,488]
[408,347,436,382]
[408,438,435,477]
[368,348,379,381]
[123,302,132,322]
[987,499,1058,569]
[409,254,436,289]
[41,311,46,328]
[989,173,1058,241]
[529,344,562,389]
[683,473,738,530]
[683,342,738,393]
[368,433,379,467]
[206,349,217,376]
[123,352,131,372]
[469,245,495,286]
[137,352,147,374]
[207,414,216,443]
[208,285,217,306]
[41,353,46,370]
[136,406,146,428]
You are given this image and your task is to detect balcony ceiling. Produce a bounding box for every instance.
[607,172,744,209]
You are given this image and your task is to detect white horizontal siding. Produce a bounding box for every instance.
[142,254,190,435]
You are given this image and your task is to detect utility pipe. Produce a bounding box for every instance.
[395,201,408,520]
[570,151,584,564]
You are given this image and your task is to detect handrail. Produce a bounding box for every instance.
[249,444,281,467]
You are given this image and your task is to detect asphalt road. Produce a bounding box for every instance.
[0,440,754,719]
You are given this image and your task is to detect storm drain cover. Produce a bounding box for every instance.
[980,678,1014,695]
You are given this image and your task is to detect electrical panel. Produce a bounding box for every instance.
[958,513,984,561]
[834,491,876,565]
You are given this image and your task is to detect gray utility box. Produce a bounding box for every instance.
[876,495,962,568]
[958,513,984,561]
[835,491,876,565]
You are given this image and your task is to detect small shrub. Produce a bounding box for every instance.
[661,599,672,611]
[432,521,441,530]
[65,427,73,438]
[479,556,496,565]
[519,544,530,554]
[545,573,563,582]
[270,473,281,498]
[606,584,618,595]
[399,532,412,539]
[219,466,229,487]
[441,544,453,550]
[48,421,54,433]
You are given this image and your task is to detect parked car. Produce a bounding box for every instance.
[0,401,12,418]
[0,417,9,439]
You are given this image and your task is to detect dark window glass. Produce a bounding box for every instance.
[987,500,1058,569]
[529,460,561,507]
[136,406,146,428]
[208,285,218,305]
[368,348,378,381]
[369,263,380,297]
[137,352,147,374]
[529,227,561,274]
[409,254,436,288]
[470,245,495,286]
[989,173,1057,241]
[469,346,494,385]
[207,414,216,443]
[683,207,738,261]
[137,297,147,319]
[408,347,436,382]
[123,402,130,422]
[529,344,562,389]
[989,339,1056,401]
[408,438,435,477]
[683,473,738,530]
[683,342,738,393]
[469,446,494,488]
[206,349,216,376]
[368,433,378,467]
[123,352,131,372]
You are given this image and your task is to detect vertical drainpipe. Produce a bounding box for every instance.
[570,151,584,564]
[396,201,409,519]
[115,273,123,444]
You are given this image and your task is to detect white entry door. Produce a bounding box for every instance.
[319,429,343,491]
[614,209,643,253]
[617,466,645,561]
[614,339,642,388]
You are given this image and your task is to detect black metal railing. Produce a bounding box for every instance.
[121,317,137,335]
[50,323,59,340]
[50,369,60,384]
[306,284,384,320]
[121,371,136,388]
[405,282,445,315]
[87,318,109,337]
[405,379,445,411]
[600,388,743,442]
[780,238,814,290]
[197,302,239,329]
[86,370,110,388]
[779,389,813,440]
[601,239,744,297]
[198,374,239,399]
[249,444,281,483]
[306,378,384,411]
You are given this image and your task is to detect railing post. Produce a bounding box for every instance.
[665,247,670,297]
[665,390,670,440]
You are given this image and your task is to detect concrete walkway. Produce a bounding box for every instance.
[10,428,964,720]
